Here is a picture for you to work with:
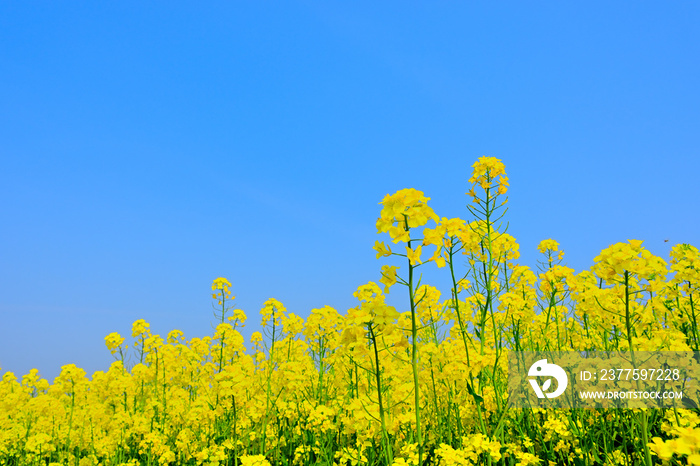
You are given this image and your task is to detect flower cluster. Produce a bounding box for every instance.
[376,188,438,242]
[467,156,509,198]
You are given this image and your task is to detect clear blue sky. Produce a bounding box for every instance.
[1,2,698,382]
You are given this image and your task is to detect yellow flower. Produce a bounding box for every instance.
[592,240,667,282]
[648,437,675,460]
[379,265,399,293]
[227,308,247,327]
[354,282,382,302]
[212,277,232,291]
[433,254,446,268]
[469,156,506,180]
[131,319,150,337]
[260,298,286,328]
[212,277,234,303]
[537,239,560,254]
[239,455,271,466]
[369,300,399,326]
[468,156,508,195]
[104,332,125,355]
[422,224,445,247]
[167,329,184,344]
[628,239,644,249]
[670,243,700,286]
[251,331,263,347]
[376,188,438,242]
[373,241,392,258]
[406,244,423,265]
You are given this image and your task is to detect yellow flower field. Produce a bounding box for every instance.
[2,157,699,466]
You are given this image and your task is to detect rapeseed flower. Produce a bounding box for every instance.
[376,188,438,242]
[104,332,125,355]
[468,156,508,193]
[131,318,150,337]
[379,265,399,293]
[537,239,560,254]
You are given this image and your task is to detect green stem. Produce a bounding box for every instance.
[407,231,423,465]
[369,323,393,466]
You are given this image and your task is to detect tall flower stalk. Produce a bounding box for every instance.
[376,188,438,465]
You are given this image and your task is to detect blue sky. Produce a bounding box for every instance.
[1,2,699,382]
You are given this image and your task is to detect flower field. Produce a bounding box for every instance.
[2,157,700,466]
